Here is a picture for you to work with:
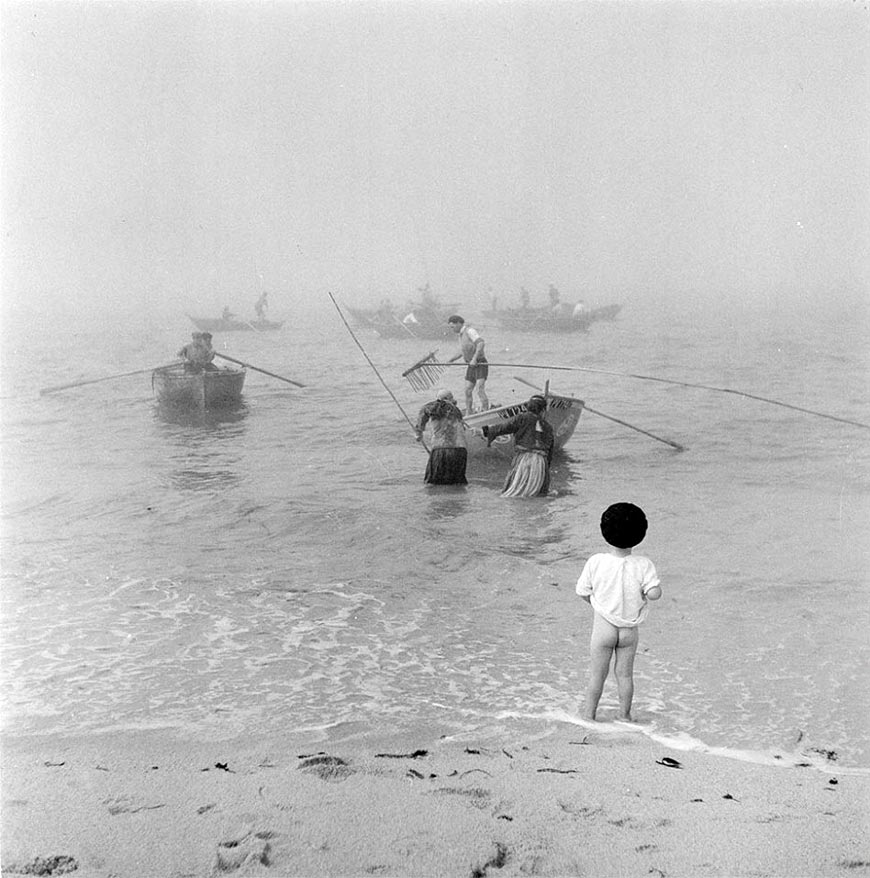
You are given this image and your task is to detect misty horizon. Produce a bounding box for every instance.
[2,1,868,323]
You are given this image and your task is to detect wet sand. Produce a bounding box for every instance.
[2,724,867,877]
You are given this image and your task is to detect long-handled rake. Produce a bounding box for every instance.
[401,351,448,392]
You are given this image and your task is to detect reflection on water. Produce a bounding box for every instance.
[167,466,242,492]
[153,402,249,430]
[422,486,471,521]
[153,404,249,492]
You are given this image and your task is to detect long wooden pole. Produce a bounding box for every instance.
[425,361,870,431]
[214,352,305,387]
[582,405,685,451]
[40,362,182,395]
[328,292,429,452]
[513,376,684,451]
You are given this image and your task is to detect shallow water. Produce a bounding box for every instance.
[2,296,868,769]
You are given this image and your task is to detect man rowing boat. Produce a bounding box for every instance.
[177,332,218,373]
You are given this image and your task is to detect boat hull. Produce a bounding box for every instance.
[152,367,246,408]
[459,394,584,457]
[188,315,284,332]
[344,303,455,339]
[494,304,621,333]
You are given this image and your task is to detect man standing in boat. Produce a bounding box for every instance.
[446,314,489,414]
[255,292,268,320]
[414,389,468,485]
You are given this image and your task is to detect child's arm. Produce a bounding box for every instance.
[576,558,594,604]
[641,559,662,601]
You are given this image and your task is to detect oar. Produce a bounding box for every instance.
[213,353,305,388]
[513,376,684,451]
[40,362,182,396]
[582,405,685,451]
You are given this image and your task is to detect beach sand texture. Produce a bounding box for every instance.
[2,726,867,878]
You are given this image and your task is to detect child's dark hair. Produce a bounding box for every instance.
[600,503,648,549]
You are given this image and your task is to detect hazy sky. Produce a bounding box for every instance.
[2,1,868,316]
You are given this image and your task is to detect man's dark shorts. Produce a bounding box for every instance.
[465,360,489,382]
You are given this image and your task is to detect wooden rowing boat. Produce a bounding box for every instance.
[345,306,453,339]
[461,393,585,457]
[152,365,246,408]
[187,314,285,332]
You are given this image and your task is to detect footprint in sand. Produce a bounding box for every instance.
[103,795,165,816]
[213,831,275,874]
[296,754,354,782]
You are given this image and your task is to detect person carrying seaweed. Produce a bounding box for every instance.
[482,395,554,497]
[414,389,468,485]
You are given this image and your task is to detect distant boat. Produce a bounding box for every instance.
[346,307,454,339]
[152,365,246,408]
[344,290,458,340]
[187,314,285,332]
[460,392,584,457]
[493,303,621,333]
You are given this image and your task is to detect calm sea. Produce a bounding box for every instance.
[2,295,868,770]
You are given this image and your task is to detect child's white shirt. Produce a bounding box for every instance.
[576,553,660,627]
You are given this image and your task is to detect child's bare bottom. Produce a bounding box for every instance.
[582,613,639,722]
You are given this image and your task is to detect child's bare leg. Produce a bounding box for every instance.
[582,614,618,720]
[613,627,639,721]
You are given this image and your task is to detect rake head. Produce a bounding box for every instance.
[402,350,447,392]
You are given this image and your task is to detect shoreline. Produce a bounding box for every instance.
[2,723,867,877]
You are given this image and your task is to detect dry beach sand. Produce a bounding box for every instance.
[2,722,868,878]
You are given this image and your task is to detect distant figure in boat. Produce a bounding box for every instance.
[519,287,531,310]
[221,306,235,321]
[446,314,489,414]
[548,284,561,312]
[572,300,587,319]
[576,503,662,723]
[254,292,269,320]
[414,389,468,485]
[376,298,396,321]
[417,282,439,311]
[177,331,217,373]
[482,395,554,497]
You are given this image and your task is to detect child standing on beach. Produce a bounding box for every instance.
[576,503,662,722]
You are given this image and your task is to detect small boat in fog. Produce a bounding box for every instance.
[152,365,246,408]
[493,303,622,333]
[461,393,585,457]
[187,314,284,332]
